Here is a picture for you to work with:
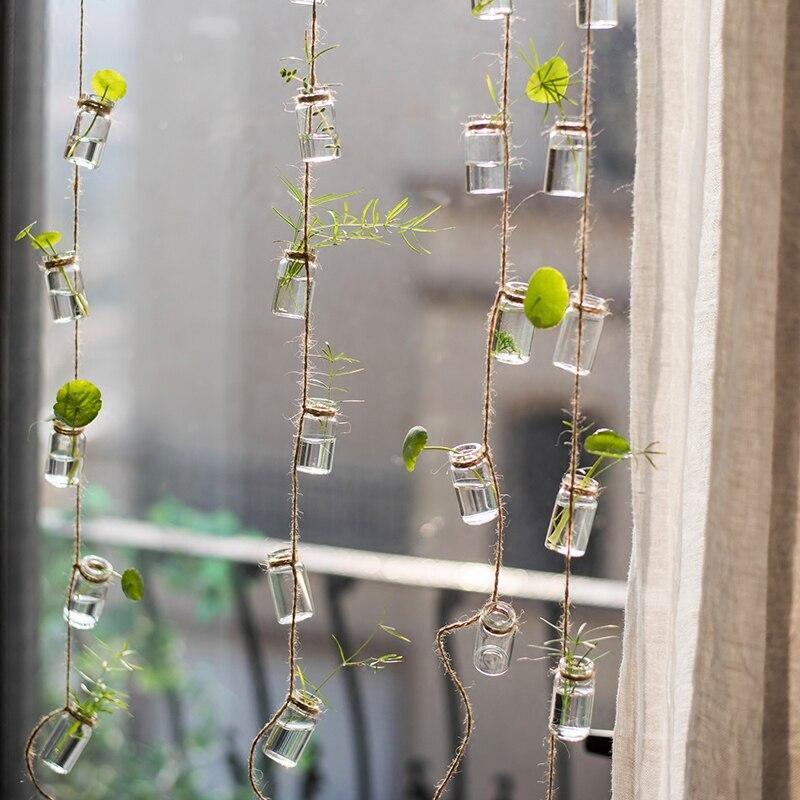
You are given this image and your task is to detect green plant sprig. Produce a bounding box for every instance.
[525,619,618,671]
[72,642,141,721]
[308,342,364,403]
[294,621,410,706]
[521,40,576,120]
[274,178,443,255]
[279,40,339,88]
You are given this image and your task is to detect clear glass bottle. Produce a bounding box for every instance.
[63,555,113,630]
[267,548,315,625]
[464,115,506,195]
[295,86,340,163]
[552,292,610,375]
[44,424,86,488]
[297,398,338,475]
[449,443,498,526]
[473,600,517,676]
[576,0,618,29]
[40,251,89,323]
[272,251,317,319]
[549,657,595,741]
[492,281,534,365]
[40,708,95,775]
[544,118,588,197]
[471,0,513,20]
[64,94,114,170]
[544,469,600,557]
[262,690,324,767]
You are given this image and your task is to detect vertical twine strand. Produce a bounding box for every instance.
[432,14,512,799]
[545,2,595,799]
[247,3,319,798]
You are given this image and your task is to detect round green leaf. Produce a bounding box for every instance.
[526,56,570,106]
[15,222,36,242]
[32,231,62,252]
[92,69,128,102]
[121,568,144,601]
[524,267,569,329]
[53,379,102,428]
[402,426,428,472]
[585,428,631,459]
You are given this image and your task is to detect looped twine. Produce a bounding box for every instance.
[74,557,111,584]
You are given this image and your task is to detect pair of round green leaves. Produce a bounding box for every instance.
[53,379,102,429]
[92,69,128,102]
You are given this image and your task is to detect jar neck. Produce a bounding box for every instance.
[305,398,338,418]
[77,555,113,583]
[560,469,600,498]
[79,94,114,113]
[53,422,84,437]
[558,656,595,681]
[43,252,77,270]
[289,690,323,717]
[449,443,485,468]
[569,292,609,317]
[267,547,295,569]
[480,601,517,635]
[296,87,332,105]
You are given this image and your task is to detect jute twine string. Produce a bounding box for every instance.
[24,3,86,795]
[545,1,594,798]
[431,15,512,800]
[246,2,320,797]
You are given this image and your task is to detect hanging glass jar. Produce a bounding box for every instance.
[262,690,324,767]
[549,656,595,741]
[64,94,114,170]
[471,0,513,20]
[44,423,86,488]
[464,115,506,195]
[473,600,518,676]
[576,0,618,29]
[295,86,341,163]
[544,469,600,557]
[40,251,89,323]
[297,398,338,475]
[267,547,315,625]
[63,555,113,630]
[544,118,587,197]
[492,281,534,365]
[272,250,317,319]
[449,443,498,526]
[40,707,95,775]
[552,292,610,375]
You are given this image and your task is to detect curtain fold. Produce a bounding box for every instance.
[613,0,800,798]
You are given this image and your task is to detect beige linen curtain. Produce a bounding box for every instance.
[613,0,800,797]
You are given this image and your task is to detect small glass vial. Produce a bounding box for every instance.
[40,708,95,775]
[552,292,610,375]
[40,251,89,323]
[64,94,114,170]
[449,443,498,526]
[545,469,600,557]
[295,86,340,163]
[576,0,618,29]
[44,424,86,488]
[63,555,113,630]
[262,690,324,767]
[267,548,315,625]
[492,281,534,365]
[473,601,518,676]
[549,657,595,741]
[297,398,338,475]
[272,251,317,319]
[544,118,588,197]
[464,115,506,195]
[471,0,513,20]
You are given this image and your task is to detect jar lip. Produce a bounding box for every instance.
[305,398,338,418]
[283,249,317,265]
[500,280,527,303]
[466,114,507,131]
[449,442,486,468]
[77,555,113,583]
[41,250,77,269]
[79,93,115,112]
[266,546,297,568]
[569,292,610,316]
[290,689,325,716]
[558,655,595,681]
[480,600,518,634]
[295,85,333,104]
[67,705,98,727]
[551,116,586,133]
[53,421,85,436]
[560,468,601,497]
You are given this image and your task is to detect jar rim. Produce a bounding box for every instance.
[53,421,85,436]
[79,93,115,111]
[305,398,338,418]
[551,116,586,133]
[500,280,527,303]
[78,555,113,583]
[295,85,333,105]
[283,249,317,265]
[558,655,595,681]
[266,546,297,568]
[67,705,98,727]
[289,689,325,716]
[480,600,518,635]
[449,442,486,468]
[466,114,507,131]
[569,292,609,316]
[560,468,601,497]
[41,250,77,270]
